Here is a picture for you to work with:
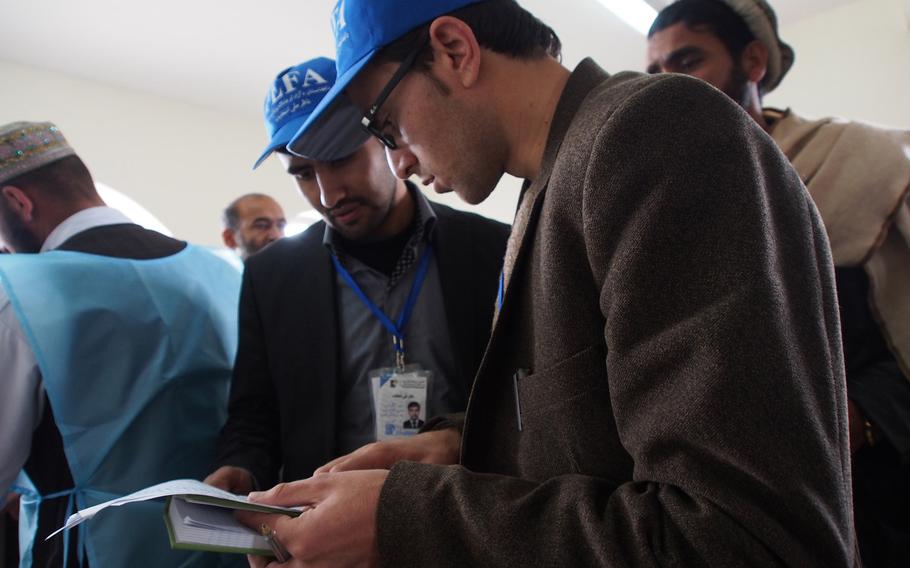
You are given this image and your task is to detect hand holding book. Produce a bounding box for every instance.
[48,479,302,556]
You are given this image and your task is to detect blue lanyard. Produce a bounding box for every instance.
[331,245,434,370]
[497,270,504,310]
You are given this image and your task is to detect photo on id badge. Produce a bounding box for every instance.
[370,364,431,439]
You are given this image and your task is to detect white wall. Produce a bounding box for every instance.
[0,60,521,247]
[0,59,297,246]
[765,0,910,128]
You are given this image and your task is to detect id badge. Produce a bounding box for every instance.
[370,364,432,440]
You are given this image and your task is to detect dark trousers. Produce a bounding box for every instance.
[853,438,910,568]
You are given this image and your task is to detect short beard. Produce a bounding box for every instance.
[720,62,752,109]
[0,205,42,253]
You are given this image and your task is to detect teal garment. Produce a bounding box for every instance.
[0,246,243,568]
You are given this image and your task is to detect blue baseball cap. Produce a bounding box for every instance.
[255,57,363,169]
[287,0,486,161]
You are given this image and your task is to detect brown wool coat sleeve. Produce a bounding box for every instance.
[376,62,855,567]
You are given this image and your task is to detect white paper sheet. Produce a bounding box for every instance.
[47,478,298,540]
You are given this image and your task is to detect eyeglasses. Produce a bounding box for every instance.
[360,39,429,150]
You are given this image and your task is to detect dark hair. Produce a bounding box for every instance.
[7,155,98,204]
[648,0,755,62]
[407,401,420,409]
[222,193,274,230]
[375,0,562,73]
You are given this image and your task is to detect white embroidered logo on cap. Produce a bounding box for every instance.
[333,0,347,33]
[333,0,350,49]
[302,68,329,88]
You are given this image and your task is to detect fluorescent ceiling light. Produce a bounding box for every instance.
[596,0,658,35]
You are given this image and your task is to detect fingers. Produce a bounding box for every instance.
[313,456,343,476]
[203,465,253,493]
[203,468,231,491]
[246,477,328,508]
[241,471,386,567]
[237,511,305,566]
[316,442,396,474]
[318,456,360,474]
[236,511,302,562]
[247,553,287,568]
[234,509,276,533]
[319,430,461,473]
[423,428,462,465]
[314,446,376,475]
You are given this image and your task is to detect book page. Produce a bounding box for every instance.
[168,498,270,554]
[180,500,251,534]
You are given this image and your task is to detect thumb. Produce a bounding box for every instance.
[248,477,328,507]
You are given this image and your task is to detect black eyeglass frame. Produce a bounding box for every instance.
[360,38,430,150]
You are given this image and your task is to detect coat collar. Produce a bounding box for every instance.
[493,58,609,328]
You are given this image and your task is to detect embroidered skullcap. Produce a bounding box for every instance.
[0,121,75,185]
[714,0,794,92]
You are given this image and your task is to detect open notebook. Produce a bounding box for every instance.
[49,479,302,555]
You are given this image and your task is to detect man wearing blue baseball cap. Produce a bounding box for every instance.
[238,1,856,566]
[205,57,509,497]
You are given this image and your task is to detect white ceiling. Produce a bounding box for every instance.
[0,0,856,119]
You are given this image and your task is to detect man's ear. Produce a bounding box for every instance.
[741,39,769,85]
[427,16,481,88]
[1,185,35,223]
[222,228,238,250]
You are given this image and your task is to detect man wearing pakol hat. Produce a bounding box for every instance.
[204,57,508,497]
[233,1,857,566]
[0,121,243,567]
[647,2,910,565]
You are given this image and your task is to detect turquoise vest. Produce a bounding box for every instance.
[0,246,242,568]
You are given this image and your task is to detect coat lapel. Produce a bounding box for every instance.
[493,178,546,330]
[491,58,609,333]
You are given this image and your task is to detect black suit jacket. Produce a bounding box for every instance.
[216,200,509,487]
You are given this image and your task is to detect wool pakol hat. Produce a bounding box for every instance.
[0,121,74,185]
[714,0,794,92]
[287,0,486,161]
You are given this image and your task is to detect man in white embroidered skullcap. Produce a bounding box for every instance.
[0,121,243,567]
[647,3,910,566]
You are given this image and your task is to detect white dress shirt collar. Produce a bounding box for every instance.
[40,206,133,252]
